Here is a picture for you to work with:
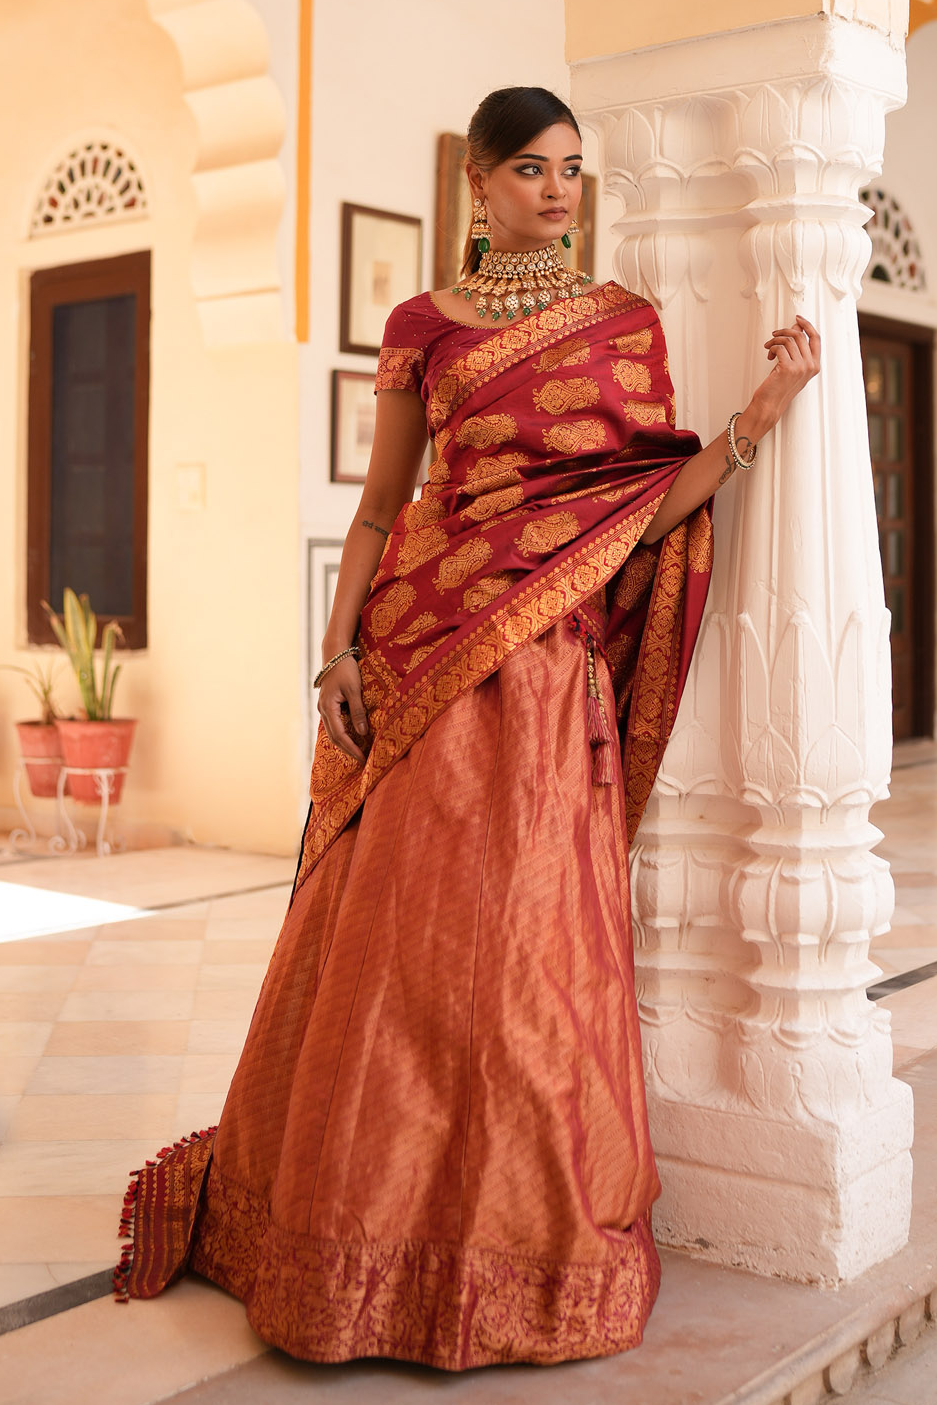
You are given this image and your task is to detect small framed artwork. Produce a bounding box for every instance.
[434,132,471,290]
[340,203,423,355]
[331,369,377,484]
[306,537,344,757]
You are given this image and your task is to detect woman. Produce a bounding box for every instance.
[115,87,820,1370]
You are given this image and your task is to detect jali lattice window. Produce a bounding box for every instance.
[31,140,147,237]
[859,188,927,292]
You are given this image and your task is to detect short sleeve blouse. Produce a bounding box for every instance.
[374,300,431,394]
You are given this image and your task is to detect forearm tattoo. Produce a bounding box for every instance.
[362,519,389,540]
[718,435,754,486]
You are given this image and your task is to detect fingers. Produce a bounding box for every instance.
[316,661,370,764]
[764,315,821,372]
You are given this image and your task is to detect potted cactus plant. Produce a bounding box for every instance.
[1,661,63,798]
[42,588,136,805]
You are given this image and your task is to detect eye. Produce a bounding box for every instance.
[515,163,542,176]
[565,165,583,178]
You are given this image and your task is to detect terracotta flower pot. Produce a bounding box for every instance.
[15,721,64,799]
[55,718,137,805]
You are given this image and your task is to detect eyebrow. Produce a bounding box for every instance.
[515,152,582,161]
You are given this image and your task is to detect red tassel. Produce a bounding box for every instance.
[585,640,617,786]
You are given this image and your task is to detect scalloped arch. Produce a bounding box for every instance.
[146,0,288,345]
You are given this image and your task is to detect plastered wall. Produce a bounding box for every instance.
[0,0,303,855]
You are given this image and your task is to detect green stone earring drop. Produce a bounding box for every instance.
[561,232,571,249]
[471,198,492,255]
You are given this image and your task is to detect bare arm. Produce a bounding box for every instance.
[317,389,428,762]
[641,316,822,543]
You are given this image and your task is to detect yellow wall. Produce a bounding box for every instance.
[566,0,909,60]
[0,0,303,855]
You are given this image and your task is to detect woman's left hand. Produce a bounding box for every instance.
[748,315,822,434]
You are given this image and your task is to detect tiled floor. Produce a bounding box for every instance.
[0,747,935,1403]
[0,847,295,1309]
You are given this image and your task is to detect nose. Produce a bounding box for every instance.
[542,168,565,199]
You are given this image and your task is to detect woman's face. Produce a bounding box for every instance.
[470,122,582,253]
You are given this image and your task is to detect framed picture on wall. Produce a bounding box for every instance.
[434,132,471,290]
[331,369,377,484]
[306,536,344,757]
[434,135,598,287]
[340,203,423,355]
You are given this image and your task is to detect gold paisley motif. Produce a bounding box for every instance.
[455,413,518,450]
[623,400,667,427]
[549,486,605,506]
[404,496,446,531]
[464,453,528,494]
[391,612,438,646]
[532,377,601,416]
[396,524,449,576]
[434,426,452,450]
[375,346,425,392]
[611,327,653,356]
[432,538,494,592]
[614,548,658,610]
[611,359,652,394]
[407,642,438,670]
[542,419,607,456]
[515,511,581,558]
[536,338,590,372]
[369,580,417,637]
[460,484,525,522]
[462,570,519,612]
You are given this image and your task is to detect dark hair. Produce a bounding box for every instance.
[459,87,582,277]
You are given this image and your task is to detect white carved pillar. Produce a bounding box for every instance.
[573,14,914,1284]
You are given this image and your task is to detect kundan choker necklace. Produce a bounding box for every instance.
[451,242,593,321]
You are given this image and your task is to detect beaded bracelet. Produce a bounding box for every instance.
[727,411,758,472]
[313,645,361,689]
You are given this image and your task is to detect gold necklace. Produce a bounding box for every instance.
[451,243,593,321]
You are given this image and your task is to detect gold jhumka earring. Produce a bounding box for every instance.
[471,198,492,253]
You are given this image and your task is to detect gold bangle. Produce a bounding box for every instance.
[313,645,361,689]
[727,411,757,472]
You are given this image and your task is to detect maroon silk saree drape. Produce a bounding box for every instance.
[299,282,713,891]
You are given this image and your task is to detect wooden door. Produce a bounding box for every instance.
[860,323,934,740]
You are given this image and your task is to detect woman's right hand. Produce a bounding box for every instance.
[317,656,370,764]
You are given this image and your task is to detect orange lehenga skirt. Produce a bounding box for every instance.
[118,618,662,1370]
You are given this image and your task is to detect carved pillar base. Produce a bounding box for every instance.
[572,14,913,1284]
